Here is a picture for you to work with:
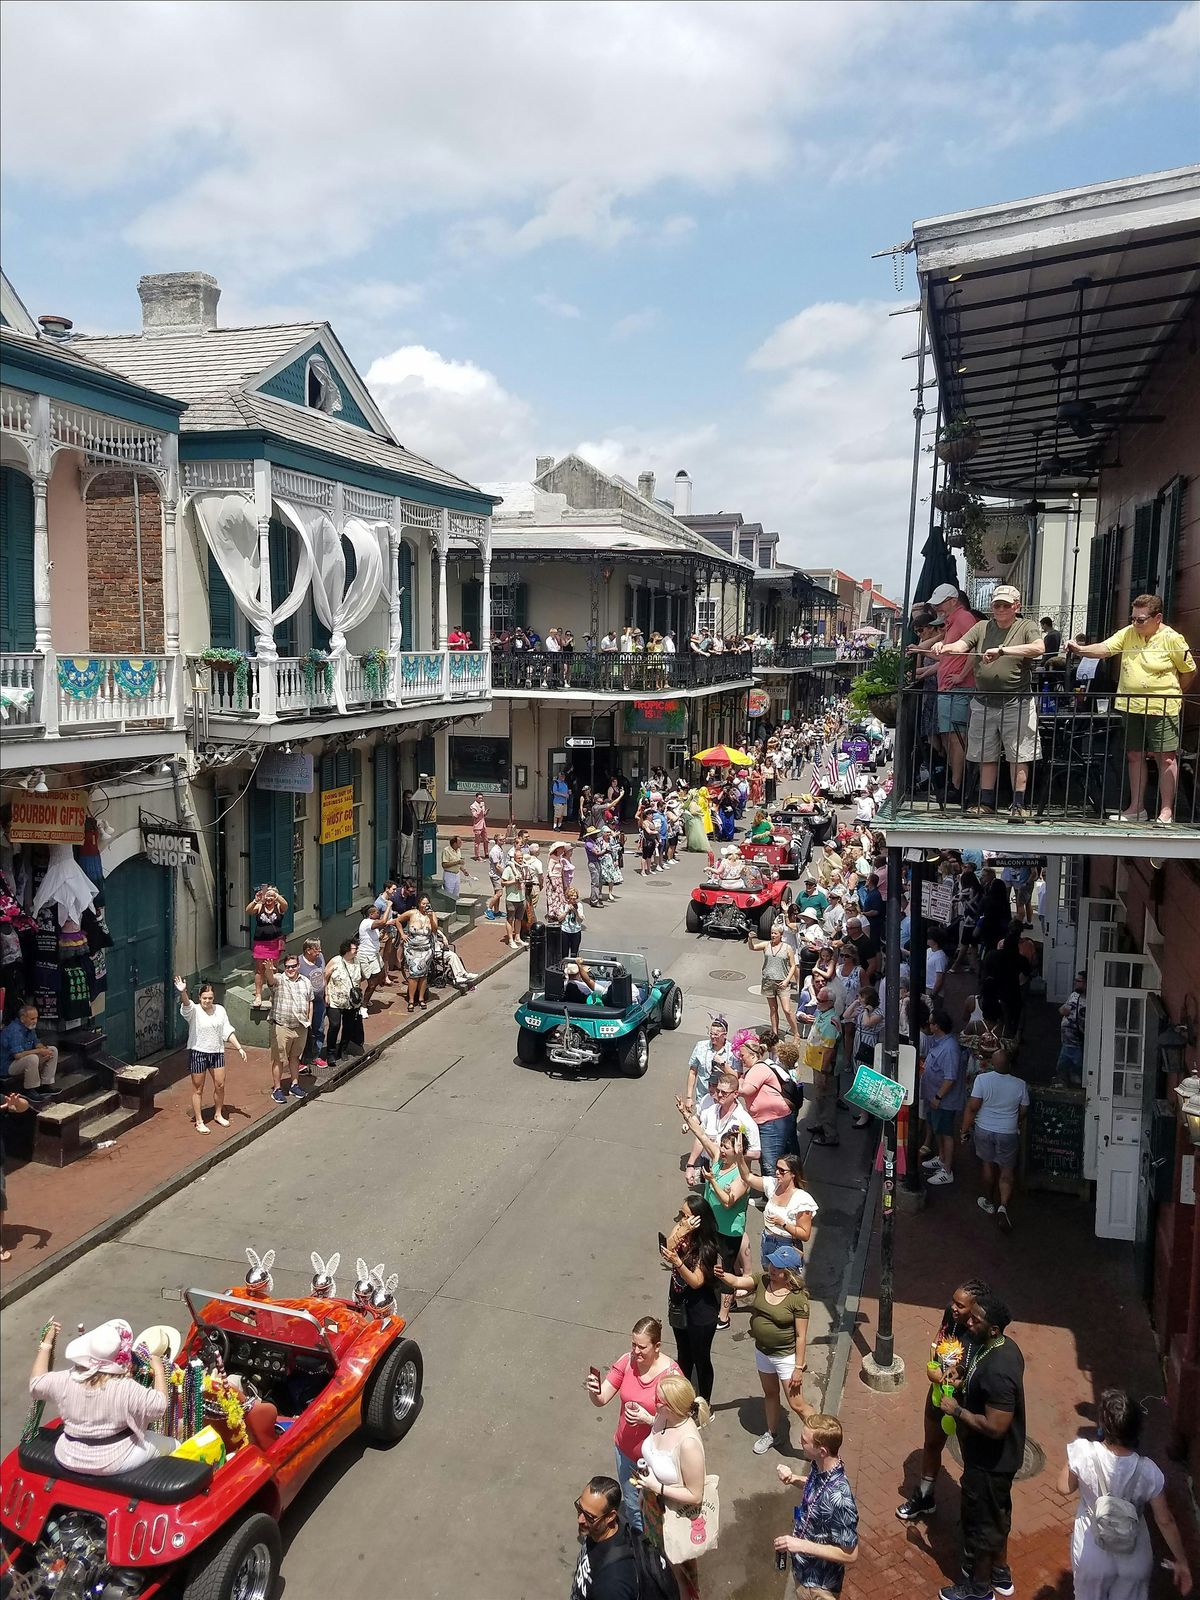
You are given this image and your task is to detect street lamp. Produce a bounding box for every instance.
[411,775,436,899]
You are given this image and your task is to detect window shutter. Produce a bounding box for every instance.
[1085,534,1106,640]
[373,745,393,890]
[207,549,238,649]
[513,581,528,631]
[336,751,354,911]
[1158,477,1185,616]
[461,578,482,647]
[319,753,338,918]
[250,786,294,934]
[268,518,296,656]
[398,540,413,647]
[1128,502,1158,609]
[0,466,35,652]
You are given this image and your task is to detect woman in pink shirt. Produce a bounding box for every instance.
[738,1035,801,1175]
[586,1315,681,1531]
[28,1316,172,1475]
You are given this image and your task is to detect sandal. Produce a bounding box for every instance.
[406,1002,415,1014]
[0,1248,11,1262]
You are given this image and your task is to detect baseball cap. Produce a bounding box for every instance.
[766,1245,804,1272]
[992,584,1021,604]
[928,583,958,606]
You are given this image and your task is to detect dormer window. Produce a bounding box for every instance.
[305,355,343,415]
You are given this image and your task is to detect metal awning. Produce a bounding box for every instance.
[914,166,1200,497]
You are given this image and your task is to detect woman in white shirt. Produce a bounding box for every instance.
[1058,1387,1191,1600]
[736,1149,818,1271]
[174,976,245,1134]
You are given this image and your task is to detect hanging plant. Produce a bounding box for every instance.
[962,526,986,571]
[200,647,249,708]
[302,647,333,697]
[995,542,1021,567]
[936,417,981,465]
[934,486,970,514]
[360,647,391,697]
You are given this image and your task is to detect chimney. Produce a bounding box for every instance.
[37,314,74,342]
[673,469,692,517]
[535,455,555,479]
[137,271,221,336]
[638,471,656,501]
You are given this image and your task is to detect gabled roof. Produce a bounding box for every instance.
[1,270,37,336]
[73,322,320,400]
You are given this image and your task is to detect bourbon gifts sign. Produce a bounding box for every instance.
[9,789,88,844]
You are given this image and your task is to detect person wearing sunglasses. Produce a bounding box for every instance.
[1067,592,1196,825]
[569,1477,640,1600]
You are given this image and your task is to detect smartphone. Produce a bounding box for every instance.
[657,1231,668,1252]
[589,1365,602,1386]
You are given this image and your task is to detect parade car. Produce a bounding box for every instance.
[739,830,807,879]
[686,860,793,939]
[515,947,683,1076]
[0,1272,422,1600]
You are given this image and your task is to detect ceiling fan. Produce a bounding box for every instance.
[1058,277,1164,439]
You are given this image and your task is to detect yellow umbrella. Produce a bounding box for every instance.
[692,744,754,767]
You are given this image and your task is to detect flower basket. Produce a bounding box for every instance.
[934,487,969,514]
[865,692,897,727]
[936,419,981,465]
[360,648,391,698]
[995,544,1021,567]
[200,647,249,708]
[302,648,334,697]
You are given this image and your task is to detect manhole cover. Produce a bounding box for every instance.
[946,1434,1045,1482]
[708,969,747,982]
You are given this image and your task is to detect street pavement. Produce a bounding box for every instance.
[0,838,873,1599]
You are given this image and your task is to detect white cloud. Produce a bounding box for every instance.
[534,290,583,320]
[611,307,660,342]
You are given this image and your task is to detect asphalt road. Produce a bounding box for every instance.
[0,837,873,1599]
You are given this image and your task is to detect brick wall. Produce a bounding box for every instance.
[85,472,164,652]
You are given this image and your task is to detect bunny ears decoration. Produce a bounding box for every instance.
[245,1246,275,1295]
[371,1273,399,1313]
[310,1251,341,1298]
[354,1258,384,1309]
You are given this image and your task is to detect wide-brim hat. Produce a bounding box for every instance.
[584,826,602,838]
[66,1318,134,1381]
[548,841,573,855]
[133,1324,183,1363]
[800,907,820,922]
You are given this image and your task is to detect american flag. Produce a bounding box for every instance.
[825,751,839,789]
[847,760,860,790]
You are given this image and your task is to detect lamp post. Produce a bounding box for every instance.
[411,775,436,901]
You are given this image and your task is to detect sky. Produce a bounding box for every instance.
[2,0,1197,595]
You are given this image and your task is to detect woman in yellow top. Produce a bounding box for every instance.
[1068,593,1197,825]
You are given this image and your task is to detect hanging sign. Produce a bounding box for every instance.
[623,699,687,735]
[920,880,955,922]
[747,689,770,718]
[140,814,201,869]
[9,789,88,845]
[320,784,355,845]
[258,751,315,793]
[844,1064,906,1121]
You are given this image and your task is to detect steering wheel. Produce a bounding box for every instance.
[197,1325,230,1366]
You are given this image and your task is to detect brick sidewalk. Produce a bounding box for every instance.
[833,1165,1197,1599]
[0,918,519,1291]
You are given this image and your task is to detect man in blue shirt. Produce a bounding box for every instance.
[0,1004,58,1091]
[921,1010,965,1187]
[775,1413,859,1594]
[551,772,570,831]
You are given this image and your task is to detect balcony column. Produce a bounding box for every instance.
[252,459,277,722]
[479,517,492,653]
[30,396,53,656]
[436,509,450,649]
[387,522,403,651]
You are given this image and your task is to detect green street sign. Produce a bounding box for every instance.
[844,1064,905,1122]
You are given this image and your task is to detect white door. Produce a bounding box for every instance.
[1094,987,1153,1241]
[1043,856,1082,1003]
[1083,951,1157,1178]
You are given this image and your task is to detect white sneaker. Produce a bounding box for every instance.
[977,1196,996,1215]
[927,1169,955,1186]
[1109,809,1148,823]
[358,1007,369,1018]
[752,1431,777,1455]
[921,1155,944,1171]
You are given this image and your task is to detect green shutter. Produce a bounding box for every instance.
[250,786,294,934]
[269,519,296,657]
[336,751,354,911]
[373,745,393,890]
[319,754,338,918]
[461,578,481,646]
[398,540,413,646]
[0,466,36,652]
[513,581,528,631]
[207,549,237,649]
[1128,502,1158,609]
[1158,477,1184,617]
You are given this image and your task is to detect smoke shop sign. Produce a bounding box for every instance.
[141,815,200,869]
[9,789,88,844]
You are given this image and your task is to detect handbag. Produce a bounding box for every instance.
[661,1473,720,1563]
[802,1036,833,1074]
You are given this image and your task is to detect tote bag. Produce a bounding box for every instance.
[662,1473,720,1563]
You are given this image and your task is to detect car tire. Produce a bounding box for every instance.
[363,1338,424,1443]
[516,1027,545,1067]
[661,986,684,1031]
[619,1026,650,1078]
[685,902,703,934]
[181,1512,281,1600]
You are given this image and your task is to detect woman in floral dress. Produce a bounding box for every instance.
[545,841,571,924]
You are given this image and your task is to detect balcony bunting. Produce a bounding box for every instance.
[276,501,387,712]
[190,492,314,646]
[57,658,104,701]
[113,658,158,698]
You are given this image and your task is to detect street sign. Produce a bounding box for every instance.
[565,736,595,749]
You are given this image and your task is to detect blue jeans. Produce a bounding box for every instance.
[1056,1040,1083,1084]
[757,1113,800,1177]
[305,995,326,1062]
[615,1447,643,1532]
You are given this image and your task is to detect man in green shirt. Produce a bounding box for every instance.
[931,586,1044,824]
[796,872,829,916]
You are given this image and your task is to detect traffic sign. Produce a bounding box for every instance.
[565,736,595,749]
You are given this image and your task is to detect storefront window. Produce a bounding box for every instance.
[449,735,510,793]
[292,791,306,908]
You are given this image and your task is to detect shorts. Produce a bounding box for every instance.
[1056,1040,1083,1080]
[270,1022,306,1070]
[641,839,657,860]
[928,1107,958,1137]
[1121,710,1181,754]
[936,691,972,734]
[716,1232,743,1273]
[358,952,383,978]
[761,976,785,997]
[974,1127,1020,1168]
[252,937,284,962]
[960,1463,1015,1556]
[756,1346,799,1381]
[188,1050,224,1077]
[966,697,1040,765]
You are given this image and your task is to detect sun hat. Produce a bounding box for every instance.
[584,826,601,838]
[828,885,846,899]
[993,584,1021,604]
[800,907,820,922]
[767,1245,804,1273]
[65,1318,135,1382]
[548,840,573,855]
[928,583,958,606]
[133,1323,183,1363]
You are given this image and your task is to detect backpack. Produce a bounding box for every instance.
[768,1060,805,1115]
[1093,1450,1142,1555]
[626,1530,680,1599]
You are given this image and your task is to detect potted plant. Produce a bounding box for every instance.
[199,647,249,708]
[849,647,902,726]
[301,647,333,697]
[934,486,969,514]
[962,527,986,571]
[936,417,981,465]
[995,541,1022,567]
[360,647,390,698]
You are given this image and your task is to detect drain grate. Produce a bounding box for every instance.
[946,1434,1045,1482]
[708,969,747,982]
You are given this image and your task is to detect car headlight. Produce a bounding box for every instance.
[598,1024,621,1037]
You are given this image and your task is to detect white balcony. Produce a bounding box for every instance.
[0,650,186,768]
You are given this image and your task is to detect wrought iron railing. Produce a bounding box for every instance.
[490,650,754,693]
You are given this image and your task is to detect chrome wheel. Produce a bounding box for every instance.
[232,1543,274,1600]
[636,1031,648,1071]
[393,1359,419,1422]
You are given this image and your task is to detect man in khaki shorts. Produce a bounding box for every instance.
[267,953,313,1105]
[929,585,1044,824]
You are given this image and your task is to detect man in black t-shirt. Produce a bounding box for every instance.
[570,1476,664,1599]
[935,1290,1024,1600]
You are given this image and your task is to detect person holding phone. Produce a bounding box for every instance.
[676,1100,751,1331]
[659,1196,720,1402]
[585,1317,681,1533]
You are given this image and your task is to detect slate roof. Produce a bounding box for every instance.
[1,325,183,392]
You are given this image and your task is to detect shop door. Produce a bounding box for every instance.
[548,749,568,824]
[249,786,296,935]
[373,746,394,891]
[1083,948,1155,1178]
[104,855,170,1063]
[1094,987,1154,1241]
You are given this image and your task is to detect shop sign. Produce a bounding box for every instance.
[145,831,200,869]
[623,699,687,735]
[320,784,355,844]
[747,689,770,718]
[258,751,315,793]
[9,789,88,844]
[921,880,955,922]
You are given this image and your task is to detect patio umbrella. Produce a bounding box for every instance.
[855,625,885,637]
[692,744,754,767]
[912,523,960,607]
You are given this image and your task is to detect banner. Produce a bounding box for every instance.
[258,751,315,793]
[623,699,687,735]
[320,784,355,845]
[9,789,88,844]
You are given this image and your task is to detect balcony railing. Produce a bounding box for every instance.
[490,650,754,694]
[884,684,1199,833]
[752,645,812,670]
[190,649,490,725]
[1,650,183,740]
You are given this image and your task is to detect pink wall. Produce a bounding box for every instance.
[46,449,91,652]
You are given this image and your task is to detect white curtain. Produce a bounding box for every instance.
[192,493,313,647]
[277,502,387,711]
